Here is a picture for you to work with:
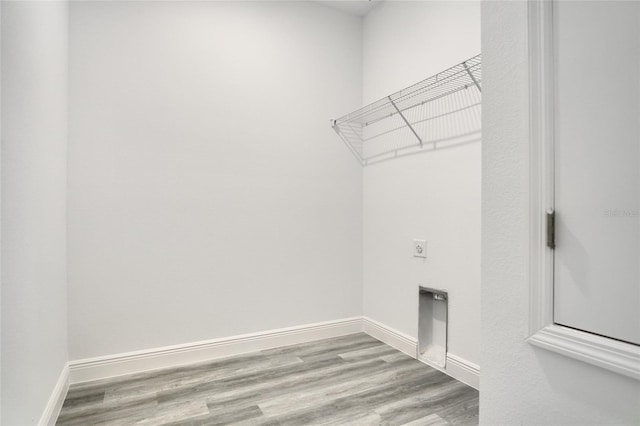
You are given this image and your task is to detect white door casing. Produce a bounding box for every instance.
[527,0,640,381]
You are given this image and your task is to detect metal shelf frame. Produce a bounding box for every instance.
[331,54,482,166]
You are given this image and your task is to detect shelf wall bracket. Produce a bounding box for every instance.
[388,96,423,147]
[464,61,482,93]
[330,119,340,134]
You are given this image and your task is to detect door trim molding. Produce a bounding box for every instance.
[529,325,640,380]
[528,0,555,336]
[526,0,640,381]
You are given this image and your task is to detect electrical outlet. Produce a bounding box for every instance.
[413,239,427,258]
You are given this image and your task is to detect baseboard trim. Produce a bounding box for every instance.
[68,316,479,390]
[445,353,480,390]
[68,317,363,384]
[362,316,417,357]
[38,363,70,426]
[362,316,480,390]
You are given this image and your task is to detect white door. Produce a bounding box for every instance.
[553,1,640,345]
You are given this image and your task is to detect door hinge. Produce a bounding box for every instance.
[546,209,555,249]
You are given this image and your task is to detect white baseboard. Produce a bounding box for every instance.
[445,353,480,390]
[69,317,363,384]
[67,316,479,391]
[38,363,70,426]
[362,316,417,357]
[362,316,480,390]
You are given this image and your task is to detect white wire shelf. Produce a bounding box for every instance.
[331,54,482,166]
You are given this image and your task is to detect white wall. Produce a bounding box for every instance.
[68,1,363,360]
[362,1,481,367]
[481,1,640,424]
[1,1,69,424]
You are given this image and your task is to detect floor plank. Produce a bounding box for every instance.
[56,333,478,426]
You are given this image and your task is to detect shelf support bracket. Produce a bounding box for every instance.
[388,96,423,147]
[330,119,340,134]
[463,61,482,93]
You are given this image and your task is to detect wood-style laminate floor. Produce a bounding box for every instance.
[56,333,478,426]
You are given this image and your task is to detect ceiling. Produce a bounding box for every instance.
[315,1,382,17]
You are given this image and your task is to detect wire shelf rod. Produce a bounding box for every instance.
[388,96,423,146]
[330,54,482,166]
[337,69,481,128]
[362,101,481,143]
[335,58,480,125]
[359,82,480,128]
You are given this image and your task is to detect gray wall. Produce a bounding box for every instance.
[67,1,364,360]
[1,1,69,423]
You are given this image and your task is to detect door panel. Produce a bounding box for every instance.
[553,1,640,345]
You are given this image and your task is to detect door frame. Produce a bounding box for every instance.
[526,0,640,381]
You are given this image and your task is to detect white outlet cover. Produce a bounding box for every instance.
[413,239,427,258]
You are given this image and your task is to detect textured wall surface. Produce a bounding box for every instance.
[480,1,640,424]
